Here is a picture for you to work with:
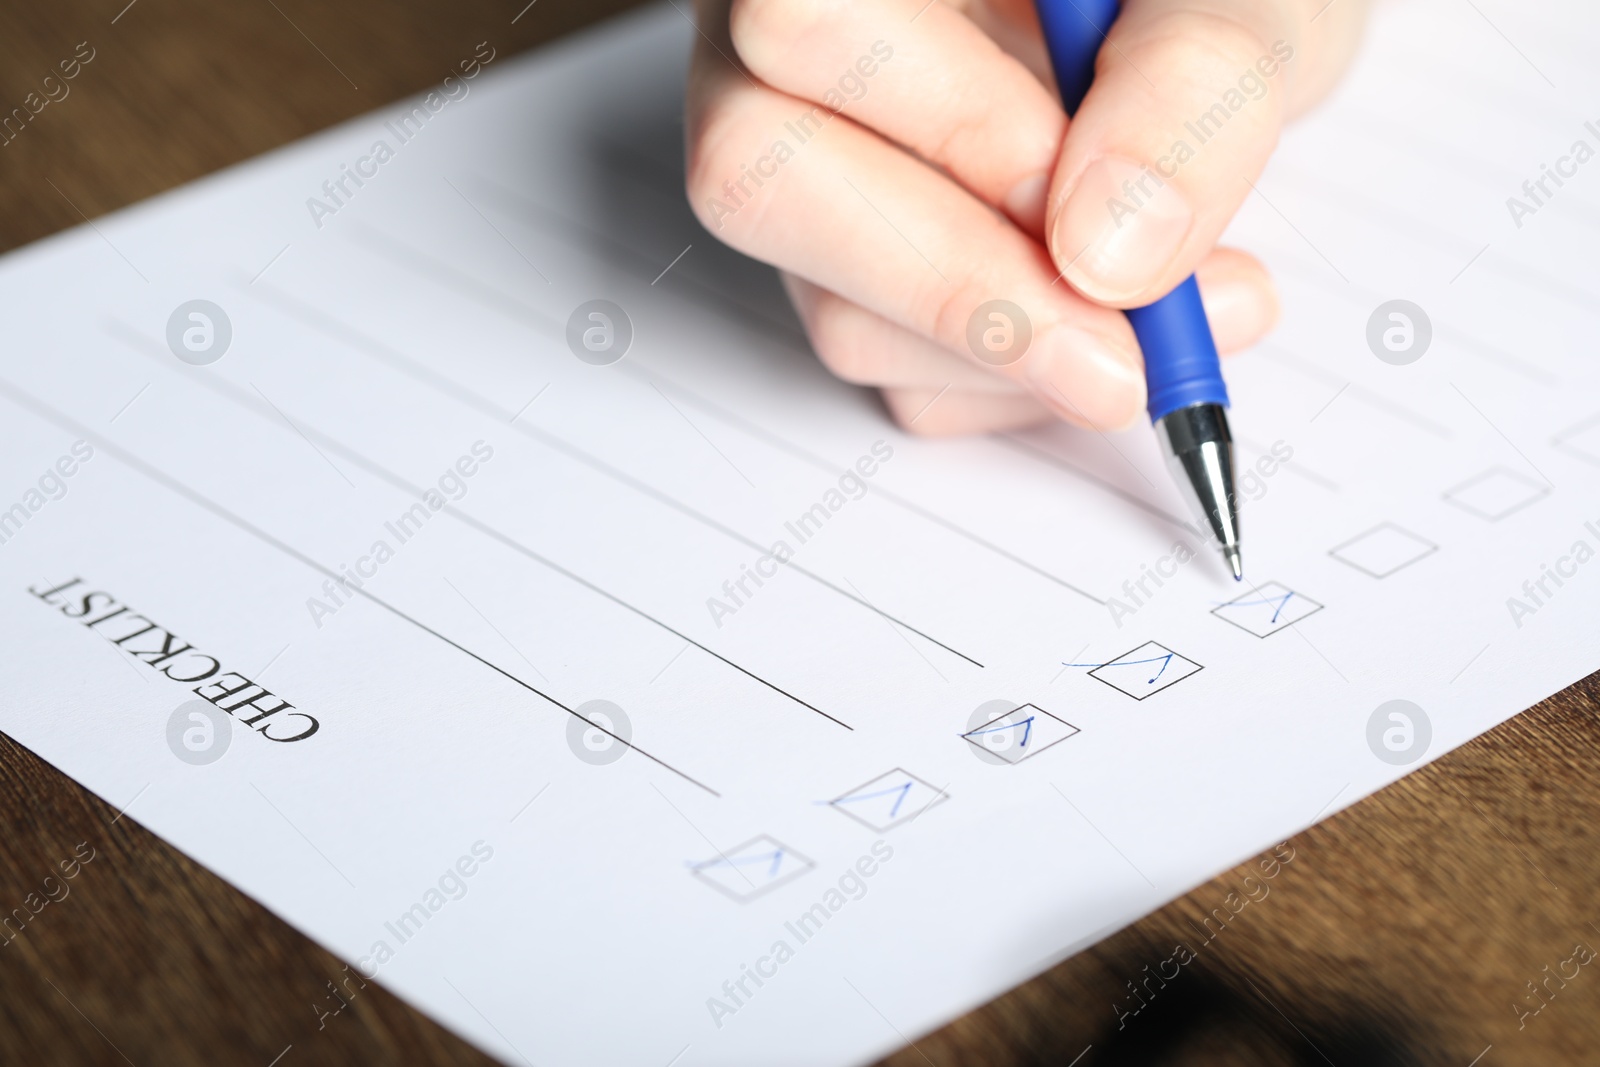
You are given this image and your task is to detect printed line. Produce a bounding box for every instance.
[0,374,722,796]
[640,372,1107,603]
[997,434,1189,531]
[249,381,357,487]
[1044,382,1157,490]
[843,575,952,680]
[1261,240,1557,386]
[463,171,811,349]
[236,281,982,668]
[345,223,565,333]
[653,783,757,891]
[444,576,550,682]
[1234,433,1340,490]
[1263,345,1452,439]
[649,381,758,489]
[105,318,851,730]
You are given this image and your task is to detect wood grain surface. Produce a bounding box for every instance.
[1,2,1596,1064]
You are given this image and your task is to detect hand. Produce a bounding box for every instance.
[685,0,1368,434]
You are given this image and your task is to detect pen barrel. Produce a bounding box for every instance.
[1033,0,1230,424]
[1034,0,1118,113]
[1125,276,1230,421]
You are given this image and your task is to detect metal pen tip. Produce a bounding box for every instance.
[1154,403,1243,585]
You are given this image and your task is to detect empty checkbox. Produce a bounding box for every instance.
[1443,468,1549,521]
[1328,523,1437,578]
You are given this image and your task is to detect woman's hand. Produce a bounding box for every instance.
[685,0,1368,434]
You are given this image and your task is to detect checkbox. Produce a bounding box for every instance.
[1088,643,1203,701]
[829,769,947,831]
[1443,468,1549,521]
[1328,523,1437,578]
[1211,581,1323,638]
[689,835,814,903]
[1554,413,1600,467]
[961,704,1080,764]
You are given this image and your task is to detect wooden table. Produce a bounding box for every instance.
[1,2,1596,1063]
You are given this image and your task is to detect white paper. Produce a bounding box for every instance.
[1,2,1597,1063]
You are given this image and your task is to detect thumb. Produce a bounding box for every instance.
[1044,0,1299,308]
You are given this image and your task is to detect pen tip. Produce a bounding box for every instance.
[1227,547,1243,582]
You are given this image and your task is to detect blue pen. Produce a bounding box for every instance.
[1034,0,1243,579]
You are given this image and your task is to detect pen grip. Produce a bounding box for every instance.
[1033,0,1230,422]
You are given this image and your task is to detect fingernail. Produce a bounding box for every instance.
[1200,269,1280,353]
[1004,172,1049,236]
[1051,156,1193,303]
[1025,325,1146,430]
